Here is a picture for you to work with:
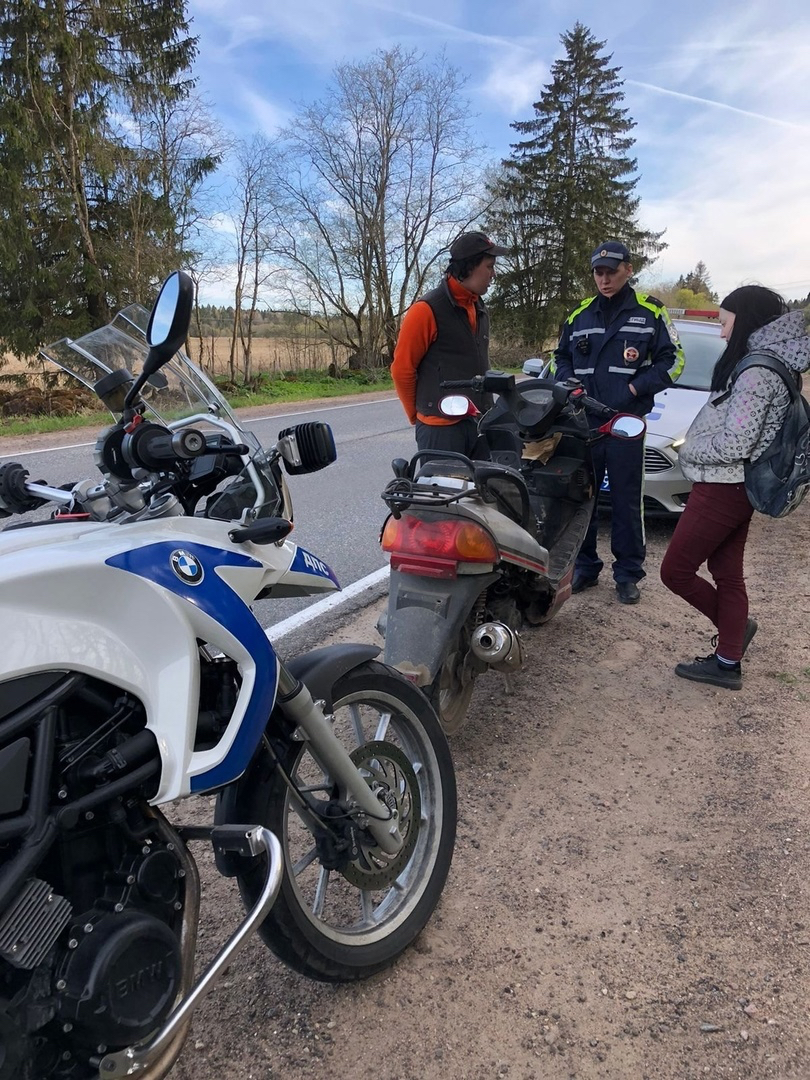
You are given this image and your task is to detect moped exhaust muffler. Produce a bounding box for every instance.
[469,622,524,673]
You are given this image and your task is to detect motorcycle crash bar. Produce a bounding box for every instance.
[98,826,282,1079]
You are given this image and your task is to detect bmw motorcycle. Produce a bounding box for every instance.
[0,273,456,1079]
[378,370,645,734]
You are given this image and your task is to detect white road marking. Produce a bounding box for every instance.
[7,397,399,456]
[267,566,389,641]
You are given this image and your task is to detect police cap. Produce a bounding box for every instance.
[590,242,632,269]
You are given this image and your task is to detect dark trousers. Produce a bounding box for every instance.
[415,418,479,456]
[576,435,646,583]
[660,482,754,662]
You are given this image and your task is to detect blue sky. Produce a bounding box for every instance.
[188,0,810,305]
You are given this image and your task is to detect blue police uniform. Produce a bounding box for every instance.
[553,246,684,589]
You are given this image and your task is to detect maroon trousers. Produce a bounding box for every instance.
[660,482,754,662]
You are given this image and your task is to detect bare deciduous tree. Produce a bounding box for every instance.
[227,135,284,384]
[268,46,487,367]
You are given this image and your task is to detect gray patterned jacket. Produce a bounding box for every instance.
[679,310,810,484]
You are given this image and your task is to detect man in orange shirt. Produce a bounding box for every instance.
[391,231,509,454]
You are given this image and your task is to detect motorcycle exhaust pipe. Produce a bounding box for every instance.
[470,622,524,673]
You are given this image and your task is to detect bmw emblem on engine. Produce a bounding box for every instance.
[170,549,204,585]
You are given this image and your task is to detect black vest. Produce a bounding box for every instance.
[414,279,492,418]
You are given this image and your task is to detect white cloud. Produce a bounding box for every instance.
[480,56,548,117]
[240,90,290,136]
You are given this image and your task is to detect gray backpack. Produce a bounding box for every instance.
[732,351,810,518]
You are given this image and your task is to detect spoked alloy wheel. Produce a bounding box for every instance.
[235,661,456,982]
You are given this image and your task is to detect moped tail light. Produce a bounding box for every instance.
[381,515,498,577]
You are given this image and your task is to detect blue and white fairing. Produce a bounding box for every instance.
[0,516,339,803]
[262,544,341,598]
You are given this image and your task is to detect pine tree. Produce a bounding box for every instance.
[676,261,718,302]
[0,0,203,356]
[486,23,664,347]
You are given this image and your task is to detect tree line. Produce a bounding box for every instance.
[0,8,801,386]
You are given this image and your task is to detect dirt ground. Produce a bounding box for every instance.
[165,506,810,1080]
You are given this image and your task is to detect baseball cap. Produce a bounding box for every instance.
[449,231,510,260]
[590,242,632,269]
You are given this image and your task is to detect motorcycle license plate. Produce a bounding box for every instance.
[601,472,610,492]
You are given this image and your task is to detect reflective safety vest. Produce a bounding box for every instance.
[551,287,685,416]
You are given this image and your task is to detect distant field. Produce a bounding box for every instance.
[1,336,354,381]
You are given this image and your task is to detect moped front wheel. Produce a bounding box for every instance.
[234,661,456,982]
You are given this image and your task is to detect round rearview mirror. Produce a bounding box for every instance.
[611,415,646,439]
[439,394,472,417]
[145,271,194,363]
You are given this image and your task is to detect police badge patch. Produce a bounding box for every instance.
[623,346,640,364]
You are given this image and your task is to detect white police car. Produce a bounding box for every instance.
[522,316,724,516]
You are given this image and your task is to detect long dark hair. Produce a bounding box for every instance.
[710,285,788,391]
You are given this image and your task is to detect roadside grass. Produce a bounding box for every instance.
[0,370,395,438]
[0,363,525,438]
[217,369,394,409]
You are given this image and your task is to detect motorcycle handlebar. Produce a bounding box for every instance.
[579,394,616,419]
[0,461,52,515]
[122,424,208,471]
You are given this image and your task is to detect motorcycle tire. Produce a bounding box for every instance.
[428,650,476,736]
[233,660,456,982]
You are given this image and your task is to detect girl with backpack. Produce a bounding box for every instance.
[660,285,810,690]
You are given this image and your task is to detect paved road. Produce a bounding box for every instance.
[1,395,414,629]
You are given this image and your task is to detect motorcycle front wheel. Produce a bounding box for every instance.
[234,660,456,982]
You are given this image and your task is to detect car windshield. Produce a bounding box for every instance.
[676,328,725,391]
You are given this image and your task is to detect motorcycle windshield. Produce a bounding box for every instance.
[39,304,292,521]
[40,303,251,437]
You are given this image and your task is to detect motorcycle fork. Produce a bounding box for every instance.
[274,661,404,856]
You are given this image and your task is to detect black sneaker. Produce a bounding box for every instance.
[615,581,640,605]
[675,654,742,691]
[572,572,598,594]
[710,617,758,658]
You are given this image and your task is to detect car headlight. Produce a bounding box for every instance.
[671,436,686,454]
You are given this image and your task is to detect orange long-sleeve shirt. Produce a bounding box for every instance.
[391,276,479,425]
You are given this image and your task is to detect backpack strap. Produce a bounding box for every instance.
[732,350,802,398]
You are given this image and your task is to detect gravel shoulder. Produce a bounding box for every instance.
[167,507,810,1080]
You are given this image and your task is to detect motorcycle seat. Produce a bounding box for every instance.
[471,461,535,535]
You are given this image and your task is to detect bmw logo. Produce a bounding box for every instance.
[170,549,204,585]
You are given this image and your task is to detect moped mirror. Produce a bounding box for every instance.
[439,395,478,418]
[603,414,646,439]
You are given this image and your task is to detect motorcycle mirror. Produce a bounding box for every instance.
[144,270,194,374]
[125,271,194,411]
[602,414,646,439]
[439,395,478,418]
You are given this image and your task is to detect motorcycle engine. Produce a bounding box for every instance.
[0,830,184,1079]
[0,675,186,1080]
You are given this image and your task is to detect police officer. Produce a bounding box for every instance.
[391,231,509,455]
[553,241,684,604]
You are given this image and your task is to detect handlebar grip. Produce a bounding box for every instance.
[122,424,207,470]
[0,462,49,514]
[580,395,615,419]
[439,380,475,390]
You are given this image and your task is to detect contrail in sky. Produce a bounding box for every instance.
[626,79,810,132]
